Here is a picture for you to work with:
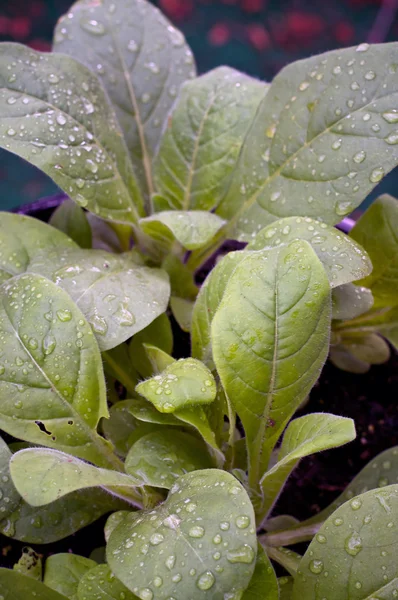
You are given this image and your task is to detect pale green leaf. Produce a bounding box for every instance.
[0,569,68,600]
[77,564,138,600]
[217,43,398,240]
[154,66,266,212]
[173,407,223,461]
[107,469,257,599]
[104,511,131,543]
[13,547,42,580]
[129,313,173,379]
[103,344,139,396]
[332,283,374,320]
[44,554,96,600]
[0,43,143,223]
[343,332,390,364]
[292,485,398,600]
[49,199,92,249]
[136,357,216,413]
[242,543,279,600]
[212,241,331,484]
[142,344,175,374]
[248,216,372,288]
[170,296,193,332]
[329,343,370,373]
[0,436,20,518]
[129,397,181,427]
[102,400,138,457]
[161,254,198,300]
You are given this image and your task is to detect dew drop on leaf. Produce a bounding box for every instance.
[382,110,398,123]
[369,167,385,183]
[80,19,106,35]
[309,559,324,574]
[344,531,363,556]
[196,571,215,590]
[226,545,255,564]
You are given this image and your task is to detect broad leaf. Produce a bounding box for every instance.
[0,213,77,284]
[172,407,223,460]
[103,344,139,396]
[77,564,138,600]
[13,547,42,580]
[329,343,371,373]
[342,332,390,363]
[105,511,131,543]
[0,569,68,600]
[212,241,331,484]
[292,485,398,600]
[242,543,279,600]
[102,400,138,457]
[142,344,175,373]
[44,554,96,600]
[125,429,213,488]
[0,44,143,223]
[161,254,198,300]
[49,199,92,249]
[108,469,257,599]
[248,217,371,287]
[27,247,170,351]
[332,283,374,320]
[129,313,173,379]
[10,448,142,507]
[279,577,294,600]
[259,414,355,520]
[350,195,398,307]
[140,211,226,251]
[0,436,20,518]
[0,274,117,468]
[54,0,195,203]
[86,213,123,253]
[129,397,182,427]
[217,43,398,240]
[154,66,266,212]
[170,296,194,333]
[136,357,216,413]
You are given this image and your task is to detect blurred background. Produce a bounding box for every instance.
[1,0,398,212]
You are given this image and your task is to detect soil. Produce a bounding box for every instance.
[1,198,397,569]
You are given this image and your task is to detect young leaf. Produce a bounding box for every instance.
[217,43,398,240]
[27,247,170,351]
[129,397,182,427]
[170,296,193,333]
[49,199,92,249]
[212,241,331,484]
[0,436,21,519]
[140,211,226,251]
[0,44,143,223]
[0,569,68,600]
[292,485,398,600]
[332,283,374,320]
[329,343,371,374]
[248,216,372,288]
[161,254,198,301]
[259,414,356,520]
[0,274,118,468]
[154,67,266,212]
[13,547,42,580]
[125,429,213,488]
[350,194,398,307]
[107,469,257,599]
[341,332,390,364]
[105,511,131,543]
[241,543,279,600]
[279,577,294,600]
[102,400,139,458]
[136,357,216,413]
[10,448,142,507]
[103,344,139,396]
[44,554,96,600]
[54,0,196,204]
[0,213,77,284]
[77,564,138,600]
[129,313,173,379]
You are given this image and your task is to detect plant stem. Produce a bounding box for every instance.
[259,521,323,547]
[106,485,144,509]
[265,546,301,577]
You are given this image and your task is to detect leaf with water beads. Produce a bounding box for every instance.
[332,283,374,320]
[77,564,138,600]
[0,436,21,520]
[241,543,279,600]
[292,485,398,600]
[49,199,92,249]
[107,469,257,599]
[0,568,69,600]
[44,554,96,599]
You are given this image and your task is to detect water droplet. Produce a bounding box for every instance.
[334,517,344,526]
[153,577,162,588]
[48,73,59,84]
[137,589,153,600]
[81,19,106,35]
[353,150,366,163]
[385,132,398,145]
[196,571,215,591]
[28,338,38,350]
[90,315,108,335]
[236,515,250,529]
[345,531,363,556]
[128,39,138,52]
[350,81,360,91]
[356,43,369,52]
[7,97,17,105]
[227,545,255,564]
[165,555,175,570]
[369,166,384,183]
[145,62,160,74]
[213,534,222,544]
[220,521,230,531]
[43,334,56,356]
[7,128,16,137]
[299,81,310,91]
[382,109,398,124]
[57,309,72,322]
[350,498,362,510]
[85,159,98,174]
[333,66,342,75]
[115,304,135,327]
[332,139,342,150]
[56,114,67,126]
[364,71,376,81]
[316,534,327,544]
[76,178,85,189]
[335,200,353,216]
[76,194,88,208]
[142,93,151,104]
[189,526,205,538]
[149,533,164,545]
[309,559,324,574]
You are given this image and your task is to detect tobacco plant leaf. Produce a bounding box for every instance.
[0,436,21,519]
[77,564,138,600]
[54,0,196,203]
[161,254,198,301]
[136,357,216,413]
[103,344,139,396]
[44,554,96,600]
[129,397,182,427]
[125,429,213,488]
[350,195,398,307]
[129,313,173,379]
[361,306,398,349]
[217,43,398,240]
[86,213,123,253]
[170,297,194,332]
[140,211,226,251]
[0,44,143,223]
[154,66,267,212]
[259,414,355,519]
[105,511,132,543]
[0,213,77,284]
[241,543,279,600]
[0,273,118,468]
[248,216,372,287]
[49,199,92,249]
[13,547,42,580]
[10,448,142,506]
[279,577,294,599]
[107,469,257,599]
[102,400,139,457]
[142,344,176,373]
[0,569,68,600]
[212,241,331,482]
[27,247,170,352]
[332,283,374,320]
[292,485,398,600]
[329,343,371,373]
[342,332,390,363]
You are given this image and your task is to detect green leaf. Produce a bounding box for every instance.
[13,547,42,580]
[0,569,68,600]
[0,43,143,223]
[0,436,21,519]
[217,43,398,240]
[77,564,138,600]
[105,511,131,543]
[332,283,374,320]
[107,469,257,599]
[49,199,92,249]
[86,214,123,253]
[154,66,266,212]
[241,544,279,600]
[140,211,226,251]
[350,195,398,307]
[170,296,193,332]
[10,448,142,507]
[343,332,390,364]
[125,429,213,488]
[212,241,331,485]
[172,407,223,461]
[44,554,96,600]
[136,358,216,413]
[0,273,118,468]
[248,216,372,288]
[102,400,138,458]
[329,343,371,373]
[142,344,175,374]
[161,254,198,301]
[279,577,294,600]
[259,414,355,520]
[28,247,170,352]
[292,485,398,600]
[0,213,77,284]
[103,344,139,396]
[129,397,181,427]
[129,313,173,379]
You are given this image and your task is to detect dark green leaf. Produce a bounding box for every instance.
[44,554,96,600]
[49,199,92,249]
[77,564,138,600]
[241,544,279,600]
[102,400,139,457]
[170,296,193,332]
[0,569,68,600]
[129,313,173,379]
